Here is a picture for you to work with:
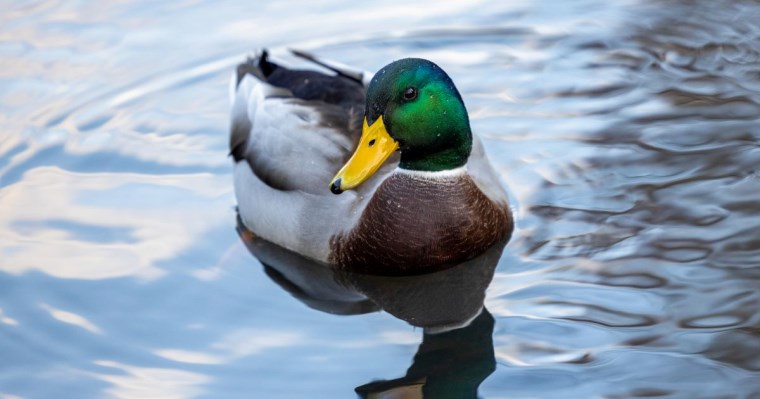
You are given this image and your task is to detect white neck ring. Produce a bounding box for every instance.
[394,165,468,180]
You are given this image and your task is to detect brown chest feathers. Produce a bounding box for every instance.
[329,172,513,275]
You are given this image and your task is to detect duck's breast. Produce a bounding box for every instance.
[329,171,513,274]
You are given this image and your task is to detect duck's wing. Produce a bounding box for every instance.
[229,50,367,194]
[468,134,511,206]
[230,51,393,262]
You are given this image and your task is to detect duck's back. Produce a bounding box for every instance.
[230,51,366,194]
[230,51,396,263]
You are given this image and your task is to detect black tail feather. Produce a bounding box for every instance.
[236,49,279,88]
[258,50,277,77]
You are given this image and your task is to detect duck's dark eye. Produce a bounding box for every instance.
[403,87,418,101]
[368,139,376,147]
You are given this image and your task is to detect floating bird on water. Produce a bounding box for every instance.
[230,50,513,275]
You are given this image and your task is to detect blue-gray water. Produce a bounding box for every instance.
[2,1,760,398]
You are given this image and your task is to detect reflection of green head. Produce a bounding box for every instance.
[365,58,473,171]
[355,308,496,399]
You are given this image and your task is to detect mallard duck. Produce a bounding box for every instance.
[230,50,513,275]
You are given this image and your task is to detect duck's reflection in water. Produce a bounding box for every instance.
[237,217,505,398]
[354,309,495,399]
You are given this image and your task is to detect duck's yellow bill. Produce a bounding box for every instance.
[330,117,399,194]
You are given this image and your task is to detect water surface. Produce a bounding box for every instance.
[1,1,759,398]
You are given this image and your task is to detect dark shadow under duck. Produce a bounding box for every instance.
[236,217,503,398]
[236,216,506,330]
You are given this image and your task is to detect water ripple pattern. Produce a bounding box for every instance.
[1,1,759,398]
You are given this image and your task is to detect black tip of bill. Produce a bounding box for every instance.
[330,178,343,195]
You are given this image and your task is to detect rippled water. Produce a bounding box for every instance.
[2,1,760,398]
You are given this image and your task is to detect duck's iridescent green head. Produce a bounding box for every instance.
[367,58,472,171]
[330,58,472,194]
